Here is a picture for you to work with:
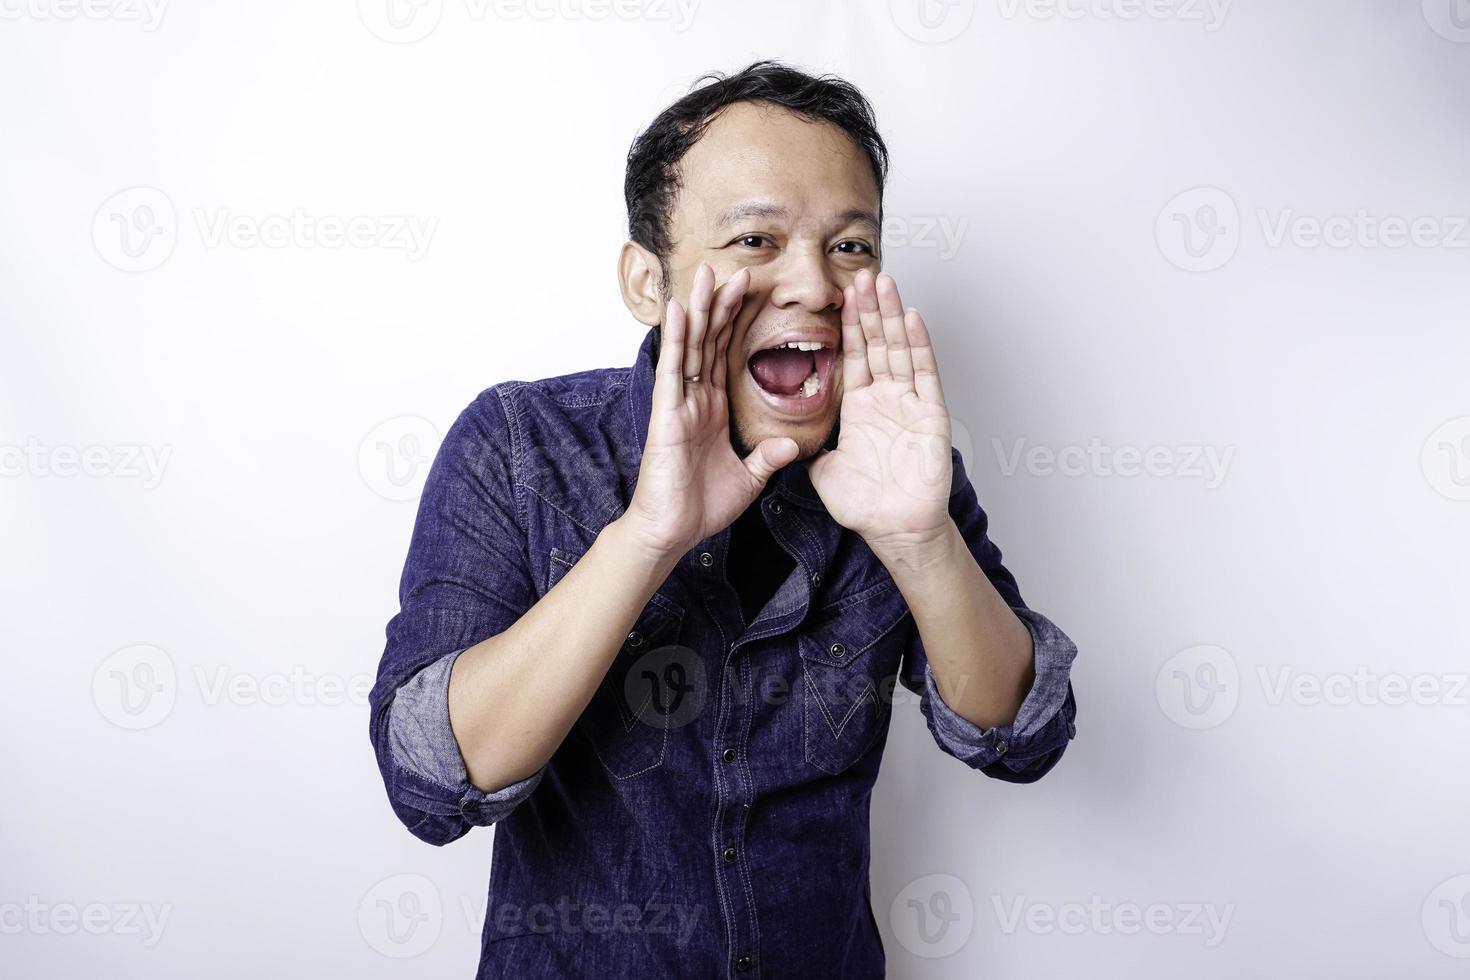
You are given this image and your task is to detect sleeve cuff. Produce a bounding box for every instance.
[387,648,544,827]
[922,606,1078,768]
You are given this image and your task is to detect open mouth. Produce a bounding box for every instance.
[746,340,839,417]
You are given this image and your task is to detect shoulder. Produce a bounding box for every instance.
[456,366,631,452]
[451,366,638,530]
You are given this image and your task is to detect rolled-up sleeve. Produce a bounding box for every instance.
[368,384,543,846]
[900,446,1080,784]
[387,648,545,830]
[919,607,1078,782]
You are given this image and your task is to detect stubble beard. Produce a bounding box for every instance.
[728,403,840,464]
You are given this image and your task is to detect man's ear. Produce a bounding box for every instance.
[618,241,664,327]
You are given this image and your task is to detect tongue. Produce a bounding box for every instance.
[748,348,815,395]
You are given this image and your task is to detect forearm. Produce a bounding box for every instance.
[447,516,681,793]
[871,522,1035,730]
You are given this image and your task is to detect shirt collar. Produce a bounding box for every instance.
[625,325,833,513]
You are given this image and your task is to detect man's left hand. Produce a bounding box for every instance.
[805,269,956,563]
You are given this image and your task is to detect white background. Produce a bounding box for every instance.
[3,1,1469,976]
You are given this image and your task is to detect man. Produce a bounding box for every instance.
[368,60,1079,978]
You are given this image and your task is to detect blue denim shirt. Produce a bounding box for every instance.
[368,325,1079,978]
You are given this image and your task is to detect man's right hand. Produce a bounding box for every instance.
[619,262,800,560]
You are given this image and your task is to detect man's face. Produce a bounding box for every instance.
[662,101,882,460]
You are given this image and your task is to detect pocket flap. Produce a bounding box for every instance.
[797,578,909,667]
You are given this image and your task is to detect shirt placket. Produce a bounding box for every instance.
[697,491,826,978]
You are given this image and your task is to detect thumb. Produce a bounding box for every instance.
[742,437,799,487]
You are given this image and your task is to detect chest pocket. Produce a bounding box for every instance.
[797,577,912,776]
[548,547,690,780]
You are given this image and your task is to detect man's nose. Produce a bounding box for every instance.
[764,245,844,315]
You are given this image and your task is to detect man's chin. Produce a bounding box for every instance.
[730,410,840,464]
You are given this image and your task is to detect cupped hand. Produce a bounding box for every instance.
[804,269,955,555]
[621,262,800,558]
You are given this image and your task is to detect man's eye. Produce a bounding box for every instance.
[733,234,772,249]
[832,240,873,256]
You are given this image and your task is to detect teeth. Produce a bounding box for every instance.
[777,341,826,351]
[799,368,819,397]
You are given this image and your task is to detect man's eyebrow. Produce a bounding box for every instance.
[713,203,882,235]
[714,202,793,229]
[833,208,881,235]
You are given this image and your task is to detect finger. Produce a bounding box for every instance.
[707,267,748,391]
[742,436,799,489]
[854,269,889,380]
[904,307,945,405]
[654,298,688,411]
[876,273,913,388]
[839,283,871,390]
[708,287,740,390]
[684,262,714,382]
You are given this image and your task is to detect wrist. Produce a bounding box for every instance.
[866,522,964,577]
[604,514,686,579]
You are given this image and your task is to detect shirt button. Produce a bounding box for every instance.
[736,955,752,972]
[769,499,783,515]
[996,740,1008,754]
[699,551,714,567]
[722,747,737,763]
[722,846,737,864]
[626,630,644,648]
[829,642,845,657]
[810,571,822,587]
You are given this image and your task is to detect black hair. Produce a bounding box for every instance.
[623,59,890,306]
